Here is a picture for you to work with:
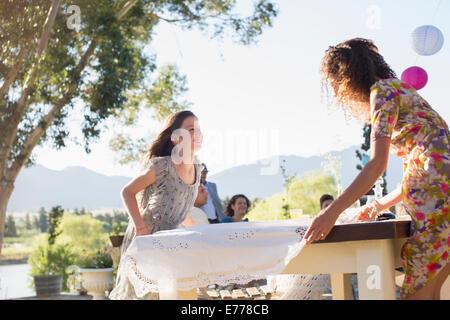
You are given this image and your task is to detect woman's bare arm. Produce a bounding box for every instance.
[304,136,391,244]
[121,165,156,236]
[359,184,402,221]
[376,184,402,211]
[326,136,391,216]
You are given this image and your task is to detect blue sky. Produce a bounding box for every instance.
[34,0,450,178]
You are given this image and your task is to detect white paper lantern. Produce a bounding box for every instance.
[411,25,444,56]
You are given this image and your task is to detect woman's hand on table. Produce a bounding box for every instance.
[304,208,340,245]
[135,224,151,236]
[357,201,380,222]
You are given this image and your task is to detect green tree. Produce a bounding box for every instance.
[4,215,18,237]
[109,64,192,164]
[246,171,337,222]
[355,124,388,196]
[38,207,49,233]
[72,208,88,216]
[58,213,109,256]
[0,0,278,253]
[355,124,372,171]
[95,213,113,225]
[245,193,286,222]
[47,206,64,245]
[279,159,296,219]
[25,213,32,230]
[32,214,40,230]
[111,220,127,236]
[94,212,114,233]
[285,171,337,215]
[250,197,261,211]
[112,210,128,223]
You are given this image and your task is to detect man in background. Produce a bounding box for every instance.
[319,194,334,210]
[200,163,226,224]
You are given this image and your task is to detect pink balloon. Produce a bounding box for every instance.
[401,66,428,90]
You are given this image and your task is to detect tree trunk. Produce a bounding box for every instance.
[0,0,140,255]
[0,180,14,255]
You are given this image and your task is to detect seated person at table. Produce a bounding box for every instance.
[319,194,334,210]
[220,194,250,223]
[181,185,210,227]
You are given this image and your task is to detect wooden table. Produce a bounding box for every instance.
[161,219,411,300]
[282,219,410,300]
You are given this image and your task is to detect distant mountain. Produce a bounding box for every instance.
[208,145,403,201]
[7,145,404,213]
[8,165,131,213]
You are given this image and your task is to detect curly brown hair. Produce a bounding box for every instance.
[320,38,396,121]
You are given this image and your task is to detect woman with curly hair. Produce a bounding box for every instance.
[221,194,251,223]
[304,38,449,300]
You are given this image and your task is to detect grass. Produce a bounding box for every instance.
[0,247,33,264]
[1,229,43,265]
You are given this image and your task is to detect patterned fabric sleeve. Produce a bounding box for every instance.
[138,156,169,210]
[370,83,400,141]
[148,156,169,184]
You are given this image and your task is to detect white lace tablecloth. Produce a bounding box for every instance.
[118,218,315,297]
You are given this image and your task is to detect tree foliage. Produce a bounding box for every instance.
[47,205,64,245]
[25,213,32,230]
[28,205,75,291]
[58,213,110,255]
[4,215,18,237]
[0,0,278,253]
[38,207,49,232]
[28,241,76,291]
[246,171,337,221]
[355,123,388,195]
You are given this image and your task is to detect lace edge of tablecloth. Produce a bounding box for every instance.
[115,236,307,299]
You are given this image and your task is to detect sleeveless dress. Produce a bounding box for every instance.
[109,155,202,300]
[370,78,449,298]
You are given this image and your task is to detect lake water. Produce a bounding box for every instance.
[0,264,35,299]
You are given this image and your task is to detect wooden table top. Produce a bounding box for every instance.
[314,219,411,244]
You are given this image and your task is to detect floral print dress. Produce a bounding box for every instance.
[370,78,449,298]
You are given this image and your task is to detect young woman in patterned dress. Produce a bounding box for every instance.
[304,38,449,300]
[109,110,203,299]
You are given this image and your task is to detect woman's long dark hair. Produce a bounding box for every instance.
[138,110,197,210]
[226,194,251,217]
[144,110,197,163]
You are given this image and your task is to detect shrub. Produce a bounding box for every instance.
[28,240,76,291]
[27,206,76,292]
[110,220,127,236]
[76,249,113,269]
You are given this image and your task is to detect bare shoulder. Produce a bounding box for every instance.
[122,165,157,195]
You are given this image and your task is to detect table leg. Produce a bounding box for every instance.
[356,239,397,300]
[330,273,353,300]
